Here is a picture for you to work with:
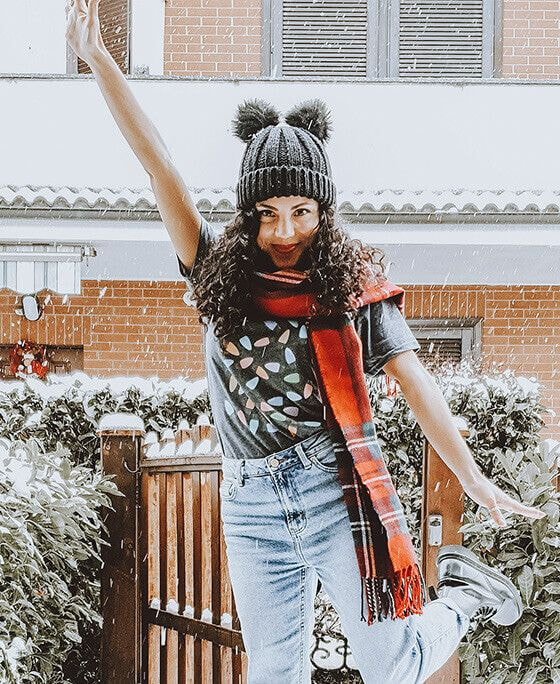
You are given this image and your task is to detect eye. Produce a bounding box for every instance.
[257,209,273,217]
[295,208,309,215]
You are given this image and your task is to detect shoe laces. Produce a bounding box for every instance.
[473,604,497,622]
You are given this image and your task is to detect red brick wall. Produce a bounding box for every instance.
[163,0,262,76]
[1,282,558,439]
[406,285,560,438]
[502,0,560,78]
[0,281,205,379]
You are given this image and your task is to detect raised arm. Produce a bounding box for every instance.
[65,0,202,269]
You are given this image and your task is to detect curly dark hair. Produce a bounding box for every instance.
[191,203,387,353]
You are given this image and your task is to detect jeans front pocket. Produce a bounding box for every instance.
[219,475,239,502]
[306,441,339,473]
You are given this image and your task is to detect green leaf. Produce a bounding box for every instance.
[517,566,534,605]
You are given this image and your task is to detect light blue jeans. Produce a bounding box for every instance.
[219,428,471,683]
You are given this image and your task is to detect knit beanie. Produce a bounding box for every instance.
[232,98,337,211]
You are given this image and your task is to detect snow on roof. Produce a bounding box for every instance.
[3,185,560,215]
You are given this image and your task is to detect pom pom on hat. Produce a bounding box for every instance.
[231,98,281,143]
[284,98,333,143]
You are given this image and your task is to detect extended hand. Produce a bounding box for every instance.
[65,0,105,65]
[459,473,547,528]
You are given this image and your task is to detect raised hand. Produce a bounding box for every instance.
[65,0,105,65]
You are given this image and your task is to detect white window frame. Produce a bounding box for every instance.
[408,317,483,363]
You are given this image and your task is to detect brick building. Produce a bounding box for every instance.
[1,1,559,438]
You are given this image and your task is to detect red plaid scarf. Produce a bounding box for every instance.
[253,267,427,624]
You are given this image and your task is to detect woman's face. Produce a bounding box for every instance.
[254,196,320,269]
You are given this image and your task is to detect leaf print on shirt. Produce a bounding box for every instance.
[278,329,290,344]
[284,348,296,364]
[249,419,259,434]
[239,336,252,351]
[256,366,269,379]
[246,376,259,390]
[226,341,240,356]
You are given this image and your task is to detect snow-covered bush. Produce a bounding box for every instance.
[0,373,210,682]
[0,372,210,470]
[0,437,119,684]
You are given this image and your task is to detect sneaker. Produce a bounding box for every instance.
[435,544,523,626]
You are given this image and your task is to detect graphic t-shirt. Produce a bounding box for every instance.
[176,216,421,460]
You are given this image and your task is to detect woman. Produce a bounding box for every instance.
[66,2,546,682]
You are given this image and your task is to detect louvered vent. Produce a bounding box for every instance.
[282,0,368,77]
[78,0,130,74]
[417,337,463,365]
[399,0,484,78]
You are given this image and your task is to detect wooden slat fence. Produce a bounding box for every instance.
[99,416,247,683]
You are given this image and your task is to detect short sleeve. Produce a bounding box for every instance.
[355,296,420,376]
[176,215,218,287]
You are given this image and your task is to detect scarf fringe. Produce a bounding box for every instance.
[360,563,428,625]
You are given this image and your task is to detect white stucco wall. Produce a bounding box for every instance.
[0,1,163,77]
[1,77,560,190]
[0,1,67,74]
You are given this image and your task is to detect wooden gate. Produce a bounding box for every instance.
[99,415,247,683]
[98,413,469,684]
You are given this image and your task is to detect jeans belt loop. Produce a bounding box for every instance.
[295,443,312,469]
[238,460,246,486]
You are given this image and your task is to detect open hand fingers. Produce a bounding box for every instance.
[495,490,547,519]
[87,0,101,25]
[487,503,507,528]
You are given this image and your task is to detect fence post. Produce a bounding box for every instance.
[98,413,146,684]
[421,416,470,684]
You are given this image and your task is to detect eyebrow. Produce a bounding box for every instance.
[255,201,313,209]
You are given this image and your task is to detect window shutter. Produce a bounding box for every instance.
[417,337,463,364]
[399,0,486,78]
[78,0,130,74]
[281,0,368,77]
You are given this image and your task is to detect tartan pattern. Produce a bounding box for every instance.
[253,267,428,624]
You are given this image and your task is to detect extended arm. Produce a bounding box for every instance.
[65,0,202,269]
[383,350,546,526]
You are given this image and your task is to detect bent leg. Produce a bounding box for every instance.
[307,498,470,682]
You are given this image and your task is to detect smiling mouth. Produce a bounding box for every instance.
[272,244,299,254]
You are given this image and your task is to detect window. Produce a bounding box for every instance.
[0,244,94,296]
[0,345,84,380]
[265,0,500,78]
[408,317,482,370]
[67,0,130,75]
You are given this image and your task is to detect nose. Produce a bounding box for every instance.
[274,215,296,239]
